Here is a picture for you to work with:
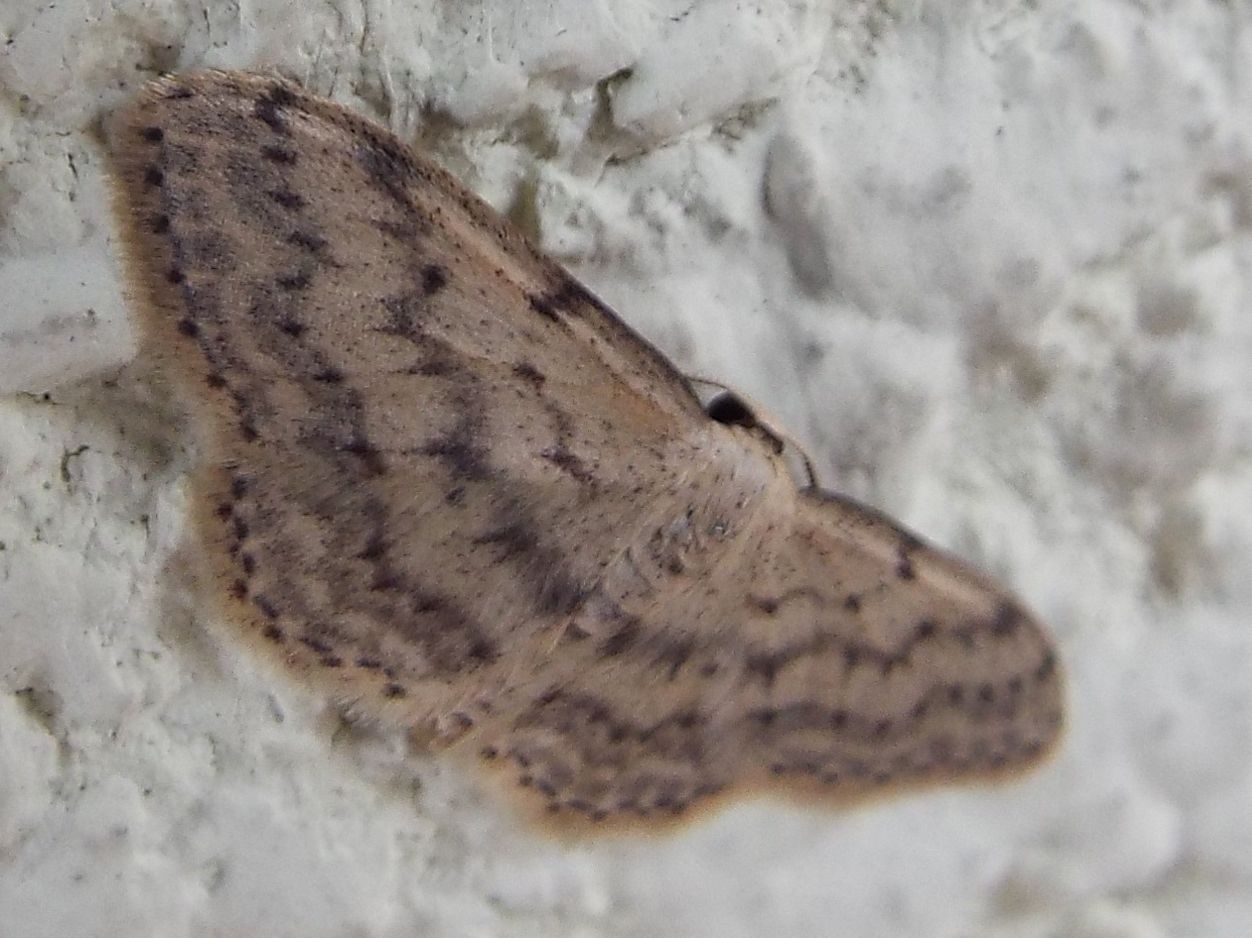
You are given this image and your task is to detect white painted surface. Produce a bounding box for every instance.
[1,2,1250,936]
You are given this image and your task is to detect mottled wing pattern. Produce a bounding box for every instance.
[110,69,725,721]
[110,70,1062,830]
[487,488,1062,824]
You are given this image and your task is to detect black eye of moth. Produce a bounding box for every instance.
[704,392,788,455]
[704,392,757,428]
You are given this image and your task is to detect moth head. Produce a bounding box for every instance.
[703,391,785,455]
[702,389,819,488]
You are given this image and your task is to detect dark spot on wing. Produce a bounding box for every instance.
[299,635,332,655]
[261,144,297,164]
[1035,651,1057,682]
[288,230,328,252]
[600,619,641,657]
[314,367,344,383]
[253,88,291,134]
[745,653,780,687]
[341,438,386,477]
[266,84,297,107]
[277,270,311,290]
[420,432,490,480]
[253,595,279,619]
[656,638,694,679]
[422,263,448,295]
[896,542,916,580]
[358,530,386,561]
[547,278,606,317]
[355,140,417,204]
[269,188,304,210]
[541,444,594,483]
[512,362,546,387]
[468,637,498,663]
[474,521,537,560]
[374,219,422,241]
[992,601,1023,636]
[528,292,558,320]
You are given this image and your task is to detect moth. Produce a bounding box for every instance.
[109,71,1063,829]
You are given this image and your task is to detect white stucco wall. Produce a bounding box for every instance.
[2,2,1250,936]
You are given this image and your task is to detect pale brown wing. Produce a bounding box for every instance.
[481,486,1063,827]
[109,70,1062,832]
[109,69,748,729]
[742,491,1062,787]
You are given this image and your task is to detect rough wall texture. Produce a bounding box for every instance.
[1,2,1249,936]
